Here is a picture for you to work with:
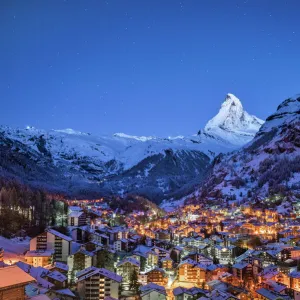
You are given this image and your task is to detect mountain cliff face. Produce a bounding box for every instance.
[0,94,263,201]
[204,93,264,146]
[193,95,300,203]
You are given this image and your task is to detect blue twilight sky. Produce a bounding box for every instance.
[1,0,299,136]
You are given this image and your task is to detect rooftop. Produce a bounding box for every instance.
[0,266,35,289]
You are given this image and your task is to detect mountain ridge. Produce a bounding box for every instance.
[0,93,263,201]
[184,94,300,206]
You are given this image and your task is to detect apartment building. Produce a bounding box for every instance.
[25,250,53,267]
[30,229,72,262]
[77,266,122,300]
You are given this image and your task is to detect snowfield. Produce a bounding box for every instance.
[0,93,264,200]
[0,236,29,264]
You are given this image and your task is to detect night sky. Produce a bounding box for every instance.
[1,0,299,136]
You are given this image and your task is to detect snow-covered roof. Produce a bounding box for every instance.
[203,289,238,300]
[25,250,54,257]
[53,262,69,271]
[289,270,300,279]
[68,206,83,212]
[0,266,35,289]
[140,282,166,295]
[55,288,76,297]
[117,257,140,267]
[68,211,84,218]
[258,265,279,279]
[77,267,122,283]
[265,280,287,293]
[46,229,72,242]
[47,270,67,282]
[29,295,51,300]
[173,286,207,296]
[232,262,249,270]
[256,288,291,300]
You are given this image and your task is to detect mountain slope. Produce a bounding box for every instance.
[193,95,300,203]
[204,93,264,146]
[0,93,263,201]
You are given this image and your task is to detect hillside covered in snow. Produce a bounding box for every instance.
[0,93,263,201]
[191,95,300,204]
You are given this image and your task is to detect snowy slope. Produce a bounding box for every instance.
[189,95,300,203]
[0,236,29,264]
[204,93,264,146]
[0,93,263,200]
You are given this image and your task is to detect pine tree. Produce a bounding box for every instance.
[213,256,220,264]
[129,269,140,295]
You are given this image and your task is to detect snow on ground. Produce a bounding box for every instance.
[160,198,186,212]
[1,93,264,174]
[288,172,300,187]
[0,236,29,264]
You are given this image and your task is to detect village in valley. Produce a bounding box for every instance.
[1,195,300,300]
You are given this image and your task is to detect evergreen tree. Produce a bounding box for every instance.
[96,248,115,271]
[227,262,233,273]
[219,221,224,231]
[213,256,220,264]
[129,269,140,295]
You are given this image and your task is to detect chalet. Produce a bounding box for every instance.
[140,283,167,300]
[46,288,76,300]
[45,270,67,289]
[173,286,208,300]
[67,247,95,284]
[201,289,239,299]
[170,246,182,263]
[25,250,53,267]
[76,266,122,300]
[68,211,87,227]
[116,257,140,286]
[257,265,279,283]
[289,270,300,292]
[133,245,158,271]
[113,238,128,252]
[258,280,288,294]
[0,266,35,300]
[145,267,168,286]
[45,261,69,274]
[151,246,170,261]
[155,230,171,242]
[255,288,292,300]
[214,245,235,264]
[90,231,109,246]
[107,227,128,244]
[161,256,173,270]
[71,226,90,243]
[232,262,252,282]
[178,259,206,284]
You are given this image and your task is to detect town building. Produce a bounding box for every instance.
[0,266,35,300]
[30,229,72,262]
[77,266,122,300]
[25,250,53,267]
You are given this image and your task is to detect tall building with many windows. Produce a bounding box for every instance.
[30,229,72,262]
[77,266,122,300]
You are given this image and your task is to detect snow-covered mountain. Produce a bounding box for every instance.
[190,95,300,204]
[0,93,263,201]
[204,93,264,146]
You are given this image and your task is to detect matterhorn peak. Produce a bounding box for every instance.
[204,93,264,146]
[220,93,243,109]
